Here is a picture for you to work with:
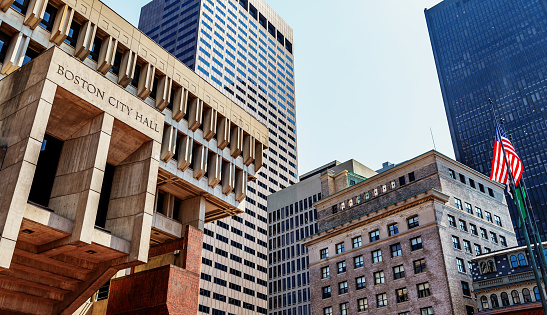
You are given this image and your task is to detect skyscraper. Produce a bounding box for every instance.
[139,1,297,313]
[425,0,547,244]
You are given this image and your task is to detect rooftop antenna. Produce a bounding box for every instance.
[430,127,437,151]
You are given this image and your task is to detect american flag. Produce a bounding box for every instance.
[490,124,523,186]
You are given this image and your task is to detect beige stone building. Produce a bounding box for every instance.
[304,151,518,315]
[0,0,267,314]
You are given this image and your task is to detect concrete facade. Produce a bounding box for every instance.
[0,0,267,313]
[138,0,297,313]
[471,243,547,314]
[304,151,518,315]
[267,160,376,315]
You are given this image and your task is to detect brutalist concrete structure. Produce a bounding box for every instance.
[0,0,267,314]
[304,151,518,315]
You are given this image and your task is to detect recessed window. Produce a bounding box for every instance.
[465,203,473,214]
[488,188,495,197]
[470,224,477,235]
[479,183,485,193]
[485,211,493,222]
[474,244,482,255]
[369,230,380,242]
[22,46,40,66]
[267,21,275,37]
[64,21,81,47]
[0,30,12,64]
[448,169,455,178]
[376,293,388,308]
[322,286,331,299]
[463,240,471,253]
[336,242,345,254]
[500,235,507,247]
[452,236,461,250]
[258,13,267,29]
[338,281,348,294]
[337,261,346,274]
[323,307,332,315]
[39,4,58,31]
[480,228,488,239]
[320,248,328,259]
[321,266,330,279]
[393,265,405,279]
[352,236,362,248]
[414,258,427,274]
[396,287,409,303]
[457,258,466,273]
[448,215,456,227]
[490,232,498,243]
[248,3,258,19]
[372,249,382,263]
[459,220,467,232]
[420,307,434,315]
[476,207,483,218]
[417,282,431,298]
[408,172,415,181]
[374,271,385,284]
[494,215,502,227]
[340,302,349,315]
[408,216,419,229]
[461,281,471,296]
[469,178,476,188]
[11,0,30,14]
[354,255,364,268]
[388,223,399,236]
[399,176,406,186]
[459,173,466,184]
[411,236,423,251]
[391,243,402,257]
[356,276,366,290]
[88,36,103,62]
[454,198,463,210]
[357,298,368,311]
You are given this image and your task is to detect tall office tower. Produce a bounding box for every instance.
[267,161,377,315]
[139,1,297,314]
[425,0,547,244]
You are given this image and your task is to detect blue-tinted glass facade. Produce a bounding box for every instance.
[426,0,547,244]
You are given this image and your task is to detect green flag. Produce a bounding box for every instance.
[516,187,527,228]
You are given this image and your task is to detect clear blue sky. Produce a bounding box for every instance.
[103,0,453,175]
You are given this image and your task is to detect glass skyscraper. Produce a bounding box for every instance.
[425,0,547,244]
[139,0,297,314]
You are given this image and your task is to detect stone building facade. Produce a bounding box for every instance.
[304,151,518,315]
[0,0,267,314]
[472,243,546,314]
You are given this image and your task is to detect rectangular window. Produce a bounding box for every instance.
[463,240,471,253]
[454,198,463,210]
[39,4,57,31]
[408,172,415,181]
[414,258,427,274]
[11,0,29,14]
[421,307,434,315]
[457,258,466,273]
[469,178,476,188]
[411,236,423,251]
[336,242,345,254]
[485,211,493,222]
[357,298,368,311]
[338,281,348,294]
[320,248,329,259]
[374,271,385,284]
[459,173,466,184]
[322,286,331,299]
[417,282,431,298]
[372,249,382,263]
[448,169,455,178]
[88,36,102,62]
[370,230,380,242]
[393,265,405,279]
[465,203,473,214]
[488,188,495,197]
[461,281,471,296]
[354,255,364,268]
[388,223,399,236]
[452,236,461,250]
[321,266,330,279]
[474,244,481,255]
[408,216,419,229]
[356,276,366,290]
[480,228,488,239]
[399,176,406,186]
[352,236,362,248]
[495,215,502,227]
[396,287,409,303]
[459,220,467,232]
[64,21,81,47]
[470,224,477,235]
[476,207,483,218]
[448,215,456,227]
[500,235,507,247]
[323,307,332,315]
[391,243,402,257]
[337,261,346,274]
[376,293,388,308]
[490,232,498,243]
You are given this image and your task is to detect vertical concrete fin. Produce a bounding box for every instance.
[208,153,221,188]
[217,116,230,150]
[74,20,97,60]
[50,5,74,45]
[155,76,172,111]
[177,134,192,171]
[230,126,243,158]
[118,50,137,87]
[24,0,49,29]
[160,125,176,162]
[243,134,255,166]
[193,145,207,180]
[0,0,14,12]
[97,36,118,74]
[1,32,30,75]
[254,142,263,172]
[222,162,235,195]
[137,63,155,99]
[203,107,217,141]
[235,168,247,202]
[188,98,203,131]
[171,86,187,122]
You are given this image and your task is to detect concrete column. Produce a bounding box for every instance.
[97,36,118,74]
[207,153,221,188]
[160,125,176,162]
[106,140,159,263]
[254,142,263,172]
[136,63,155,99]
[177,134,192,171]
[155,76,172,111]
[243,134,255,166]
[179,196,205,234]
[24,0,49,29]
[0,0,14,12]
[234,168,247,202]
[230,126,243,158]
[1,32,30,75]
[222,162,235,195]
[171,86,187,122]
[203,107,217,141]
[74,20,97,60]
[193,144,207,180]
[217,116,230,149]
[48,113,114,244]
[118,50,137,88]
[187,97,203,131]
[0,79,56,269]
[50,5,74,45]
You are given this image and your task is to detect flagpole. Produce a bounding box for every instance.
[488,99,547,314]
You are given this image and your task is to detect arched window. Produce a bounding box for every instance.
[518,253,527,266]
[490,294,499,308]
[501,292,510,306]
[512,290,521,304]
[523,288,532,302]
[510,255,519,268]
[488,260,496,273]
[480,262,488,274]
[481,296,489,309]
[534,286,541,301]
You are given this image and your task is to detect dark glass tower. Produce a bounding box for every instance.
[425,0,547,244]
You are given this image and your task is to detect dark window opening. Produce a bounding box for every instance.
[156,190,166,215]
[11,0,30,14]
[488,188,494,197]
[276,31,284,45]
[130,63,142,87]
[0,30,13,64]
[172,132,181,161]
[408,172,415,182]
[459,174,466,184]
[239,0,248,10]
[88,36,103,62]
[188,142,199,170]
[22,46,40,66]
[249,4,258,19]
[167,87,176,111]
[110,50,123,75]
[285,40,293,54]
[149,74,160,99]
[28,134,63,207]
[469,178,476,189]
[399,176,406,186]
[96,280,111,301]
[267,22,275,37]
[184,93,197,122]
[95,163,115,228]
[258,13,267,29]
[39,4,58,31]
[479,183,485,193]
[64,21,81,47]
[173,197,181,222]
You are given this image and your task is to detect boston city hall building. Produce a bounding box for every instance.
[0,0,268,313]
